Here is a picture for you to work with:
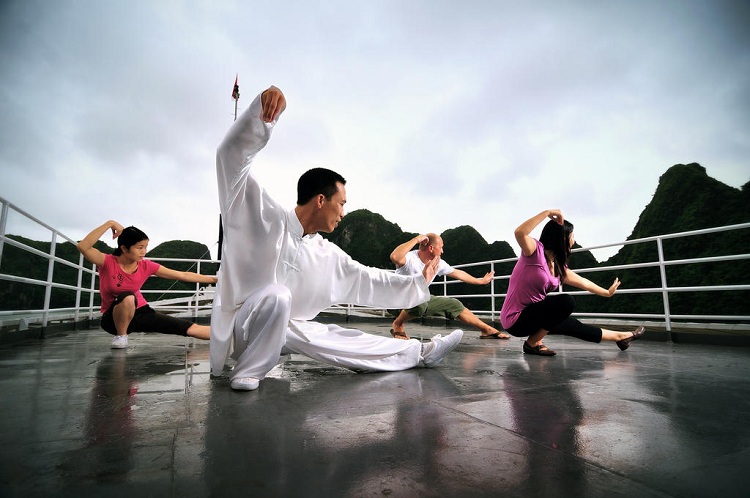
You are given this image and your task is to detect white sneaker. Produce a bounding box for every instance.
[421,329,463,368]
[111,335,128,349]
[230,377,260,391]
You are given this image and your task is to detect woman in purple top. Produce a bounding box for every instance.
[500,209,644,356]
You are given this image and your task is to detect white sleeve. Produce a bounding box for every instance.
[334,250,431,309]
[216,92,278,214]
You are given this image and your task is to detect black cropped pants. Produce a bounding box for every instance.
[506,293,603,343]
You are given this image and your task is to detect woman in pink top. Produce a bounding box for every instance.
[500,209,644,356]
[77,220,218,349]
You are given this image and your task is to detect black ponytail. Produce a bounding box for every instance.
[539,219,574,280]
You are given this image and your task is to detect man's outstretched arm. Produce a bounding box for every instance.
[448,268,495,285]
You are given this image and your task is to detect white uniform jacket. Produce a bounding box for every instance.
[210,92,431,375]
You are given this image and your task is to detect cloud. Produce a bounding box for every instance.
[0,0,747,263]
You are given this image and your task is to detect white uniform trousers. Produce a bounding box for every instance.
[231,284,423,380]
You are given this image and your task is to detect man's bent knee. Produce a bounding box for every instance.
[257,284,292,313]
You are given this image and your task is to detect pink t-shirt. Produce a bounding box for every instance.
[500,239,561,329]
[98,253,161,313]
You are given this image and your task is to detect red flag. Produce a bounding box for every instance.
[231,74,240,100]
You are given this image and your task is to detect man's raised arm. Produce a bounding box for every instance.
[390,234,428,268]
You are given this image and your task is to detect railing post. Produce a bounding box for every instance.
[194,260,201,319]
[88,262,97,320]
[656,237,673,341]
[490,261,496,321]
[74,252,84,324]
[42,232,58,334]
[0,201,8,264]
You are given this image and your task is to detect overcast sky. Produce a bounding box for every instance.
[1,0,748,263]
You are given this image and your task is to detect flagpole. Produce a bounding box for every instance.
[220,74,241,263]
[232,74,240,121]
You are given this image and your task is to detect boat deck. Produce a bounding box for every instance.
[1,320,748,497]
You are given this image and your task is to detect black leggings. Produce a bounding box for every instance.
[506,294,603,343]
[101,292,192,337]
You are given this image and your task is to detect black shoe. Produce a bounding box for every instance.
[523,341,556,356]
[616,326,645,351]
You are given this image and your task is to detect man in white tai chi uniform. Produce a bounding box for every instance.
[210,85,463,391]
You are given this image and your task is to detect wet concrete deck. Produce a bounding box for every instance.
[1,320,749,497]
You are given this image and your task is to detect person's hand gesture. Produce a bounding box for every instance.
[607,277,621,296]
[479,271,495,285]
[109,221,125,240]
[261,85,286,122]
[422,254,440,284]
[548,209,564,225]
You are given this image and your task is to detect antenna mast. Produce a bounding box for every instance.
[232,74,240,121]
[219,74,241,262]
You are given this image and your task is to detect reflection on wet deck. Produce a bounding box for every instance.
[0,321,748,497]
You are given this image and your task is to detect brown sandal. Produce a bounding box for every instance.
[523,341,556,356]
[616,326,645,351]
[390,329,410,340]
[480,331,510,339]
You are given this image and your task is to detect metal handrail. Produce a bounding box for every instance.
[2,195,749,335]
[429,222,750,337]
[0,196,218,331]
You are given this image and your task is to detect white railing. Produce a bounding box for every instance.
[2,195,749,337]
[0,196,217,333]
[424,222,750,338]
